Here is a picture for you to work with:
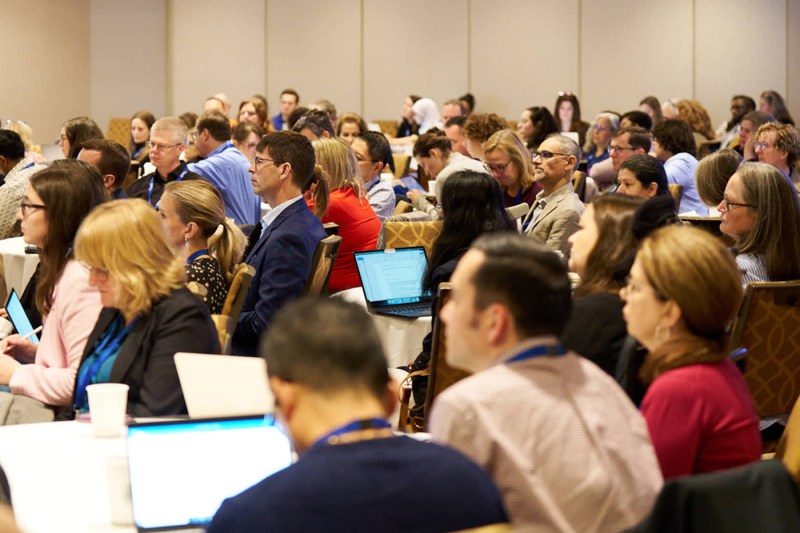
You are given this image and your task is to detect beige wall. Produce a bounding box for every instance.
[2,0,797,148]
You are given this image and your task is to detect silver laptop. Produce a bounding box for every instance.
[127,415,293,531]
[354,247,433,318]
[175,353,273,418]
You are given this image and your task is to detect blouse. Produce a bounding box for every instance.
[186,256,227,314]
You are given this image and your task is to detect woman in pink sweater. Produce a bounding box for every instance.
[0,162,105,417]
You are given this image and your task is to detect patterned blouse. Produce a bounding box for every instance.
[186,256,227,314]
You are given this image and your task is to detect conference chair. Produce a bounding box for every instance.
[303,235,342,296]
[221,264,256,329]
[392,153,411,178]
[383,220,442,258]
[323,222,339,236]
[375,120,398,138]
[209,314,232,354]
[668,184,683,212]
[105,118,130,148]
[776,396,800,481]
[730,281,800,424]
[506,202,529,232]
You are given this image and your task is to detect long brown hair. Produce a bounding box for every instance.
[31,163,106,315]
[637,226,742,383]
[575,194,643,297]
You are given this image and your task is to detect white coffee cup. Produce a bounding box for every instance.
[87,383,130,438]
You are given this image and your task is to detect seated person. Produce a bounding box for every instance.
[159,180,246,314]
[430,233,662,531]
[311,138,381,293]
[351,131,396,221]
[463,113,509,160]
[483,129,541,208]
[409,130,488,219]
[233,132,326,356]
[563,193,644,375]
[591,126,651,189]
[718,162,800,283]
[695,148,742,213]
[0,163,106,421]
[70,199,220,417]
[621,225,761,479]
[754,121,800,192]
[209,298,509,533]
[77,139,131,199]
[0,130,45,239]
[616,154,671,199]
[652,119,707,214]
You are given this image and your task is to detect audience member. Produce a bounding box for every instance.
[0,130,45,239]
[459,92,475,115]
[717,95,756,149]
[312,138,381,292]
[2,120,43,163]
[78,139,130,199]
[661,98,680,120]
[430,233,662,531]
[736,110,773,161]
[209,298,509,532]
[393,94,421,141]
[203,96,225,114]
[238,98,268,130]
[352,131,395,221]
[677,99,716,144]
[233,132,326,355]
[410,130,488,218]
[584,112,619,173]
[287,106,310,130]
[592,125,651,188]
[272,88,300,131]
[188,111,261,225]
[639,96,664,127]
[517,106,558,152]
[652,119,707,214]
[695,148,742,210]
[129,111,155,164]
[231,121,264,164]
[335,112,368,145]
[0,164,105,421]
[617,154,670,199]
[443,116,470,157]
[441,99,464,125]
[127,117,202,207]
[620,110,653,131]
[718,162,800,283]
[292,110,335,141]
[160,180,246,314]
[310,99,338,130]
[58,117,104,159]
[70,200,220,417]
[554,92,591,147]
[213,93,232,117]
[463,113,508,159]
[483,129,542,208]
[760,89,795,126]
[522,134,585,257]
[412,98,441,135]
[754,122,800,191]
[564,193,644,375]
[621,225,761,479]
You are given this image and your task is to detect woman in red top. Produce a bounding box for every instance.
[311,138,381,293]
[620,225,761,479]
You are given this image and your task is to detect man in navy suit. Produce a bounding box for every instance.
[231,132,326,355]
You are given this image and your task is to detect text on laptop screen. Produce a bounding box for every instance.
[355,248,430,304]
[127,416,293,530]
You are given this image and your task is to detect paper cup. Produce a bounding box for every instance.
[87,383,130,438]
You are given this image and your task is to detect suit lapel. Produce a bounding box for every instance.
[245,199,306,262]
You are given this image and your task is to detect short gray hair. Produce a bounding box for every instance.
[152,117,188,143]
[545,133,581,158]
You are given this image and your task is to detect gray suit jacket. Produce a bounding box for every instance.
[522,181,584,257]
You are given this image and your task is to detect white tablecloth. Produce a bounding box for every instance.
[0,237,39,296]
[334,288,432,368]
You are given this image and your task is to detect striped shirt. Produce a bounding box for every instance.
[736,252,769,285]
[430,336,663,532]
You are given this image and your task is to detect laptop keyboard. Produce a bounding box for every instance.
[391,305,431,317]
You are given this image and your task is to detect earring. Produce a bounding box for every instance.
[184,236,189,244]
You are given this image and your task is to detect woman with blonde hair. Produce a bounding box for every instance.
[336,113,368,145]
[621,225,760,479]
[70,199,220,417]
[159,180,246,314]
[482,129,541,208]
[695,148,742,210]
[311,138,381,292]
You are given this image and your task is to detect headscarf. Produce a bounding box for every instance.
[412,98,441,134]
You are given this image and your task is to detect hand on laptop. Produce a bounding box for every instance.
[0,335,37,363]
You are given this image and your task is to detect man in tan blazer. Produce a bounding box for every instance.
[522,134,584,258]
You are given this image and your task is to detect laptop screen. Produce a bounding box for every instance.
[127,415,293,531]
[354,247,430,306]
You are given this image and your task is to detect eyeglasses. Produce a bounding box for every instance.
[355,154,378,164]
[146,141,181,152]
[730,105,748,111]
[754,142,774,152]
[254,156,284,170]
[531,150,569,160]
[483,160,512,173]
[721,198,755,211]
[19,201,45,216]
[80,262,109,282]
[609,144,635,153]
[558,91,574,97]
[623,275,666,301]
[593,125,609,132]
[190,129,201,141]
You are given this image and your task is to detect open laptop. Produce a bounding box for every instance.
[354,247,433,318]
[127,415,293,531]
[174,353,273,418]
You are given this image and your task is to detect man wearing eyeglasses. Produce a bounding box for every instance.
[126,117,201,207]
[231,132,326,356]
[522,134,584,258]
[591,126,651,189]
[717,95,756,149]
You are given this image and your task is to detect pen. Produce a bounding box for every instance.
[20,326,43,341]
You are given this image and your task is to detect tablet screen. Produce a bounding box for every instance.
[5,289,38,344]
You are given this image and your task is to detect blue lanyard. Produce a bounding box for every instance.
[312,418,391,448]
[505,343,566,364]
[149,167,189,207]
[21,162,35,171]
[187,248,209,263]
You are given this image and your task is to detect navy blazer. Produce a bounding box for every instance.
[67,288,220,418]
[232,199,325,355]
